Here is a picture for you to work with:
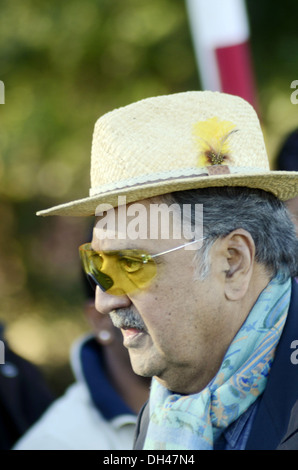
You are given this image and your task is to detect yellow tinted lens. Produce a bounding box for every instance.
[119,256,144,273]
[79,244,114,292]
[79,245,157,295]
[118,252,157,291]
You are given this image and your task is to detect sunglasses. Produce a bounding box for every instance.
[79,239,205,296]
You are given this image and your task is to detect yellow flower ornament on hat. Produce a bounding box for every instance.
[193,117,238,168]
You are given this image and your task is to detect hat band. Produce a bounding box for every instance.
[89,165,269,197]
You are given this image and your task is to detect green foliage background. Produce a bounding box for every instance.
[0,0,297,394]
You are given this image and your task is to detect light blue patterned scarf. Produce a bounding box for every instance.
[144,274,291,450]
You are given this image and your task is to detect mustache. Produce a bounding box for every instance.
[109,307,147,332]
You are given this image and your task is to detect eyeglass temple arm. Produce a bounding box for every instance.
[150,237,206,259]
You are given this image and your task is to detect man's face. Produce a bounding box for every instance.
[92,198,234,394]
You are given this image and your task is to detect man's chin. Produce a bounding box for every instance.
[127,347,165,380]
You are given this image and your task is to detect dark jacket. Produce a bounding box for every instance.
[246,278,298,450]
[134,278,298,450]
[0,325,54,449]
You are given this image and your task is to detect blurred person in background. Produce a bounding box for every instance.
[13,274,150,450]
[276,129,298,235]
[0,324,54,450]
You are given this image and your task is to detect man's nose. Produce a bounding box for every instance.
[95,285,132,315]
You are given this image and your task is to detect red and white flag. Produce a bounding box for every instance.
[186,0,257,109]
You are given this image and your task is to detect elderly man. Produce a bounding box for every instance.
[38,91,298,450]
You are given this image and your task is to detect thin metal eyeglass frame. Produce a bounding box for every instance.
[141,238,206,263]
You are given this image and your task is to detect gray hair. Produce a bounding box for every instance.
[162,187,298,281]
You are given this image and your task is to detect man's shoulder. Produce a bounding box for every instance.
[278,278,298,452]
[246,277,298,449]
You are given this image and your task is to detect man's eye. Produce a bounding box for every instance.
[120,257,143,273]
[91,253,104,270]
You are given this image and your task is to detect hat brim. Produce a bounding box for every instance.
[36,171,298,217]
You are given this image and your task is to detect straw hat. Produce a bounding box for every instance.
[37,91,298,217]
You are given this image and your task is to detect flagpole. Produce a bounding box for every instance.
[185,0,258,110]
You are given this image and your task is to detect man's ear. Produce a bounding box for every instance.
[220,229,255,301]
